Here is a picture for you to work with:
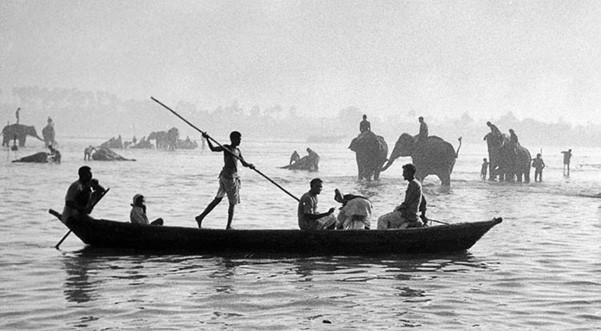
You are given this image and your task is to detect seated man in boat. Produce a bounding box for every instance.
[61,166,106,224]
[130,194,164,226]
[298,178,336,230]
[377,163,428,229]
[334,189,372,230]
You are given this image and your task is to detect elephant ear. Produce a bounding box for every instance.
[348,137,358,151]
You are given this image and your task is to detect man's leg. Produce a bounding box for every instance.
[195,197,222,228]
[314,214,336,230]
[226,204,235,229]
[377,211,403,230]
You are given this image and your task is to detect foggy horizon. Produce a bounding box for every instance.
[2,1,601,130]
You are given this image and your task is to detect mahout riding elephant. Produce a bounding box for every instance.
[2,124,44,147]
[349,131,388,181]
[281,148,320,171]
[381,133,462,186]
[484,133,531,182]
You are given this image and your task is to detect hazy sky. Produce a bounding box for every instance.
[2,0,601,124]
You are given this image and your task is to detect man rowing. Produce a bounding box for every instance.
[61,166,106,224]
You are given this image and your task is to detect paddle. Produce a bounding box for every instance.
[52,187,110,249]
[151,96,300,202]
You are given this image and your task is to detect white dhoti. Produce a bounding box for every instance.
[316,214,337,230]
[377,211,421,230]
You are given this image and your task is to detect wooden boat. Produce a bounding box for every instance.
[51,209,501,255]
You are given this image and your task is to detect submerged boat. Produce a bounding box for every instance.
[51,209,501,255]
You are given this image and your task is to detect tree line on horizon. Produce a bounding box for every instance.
[1,86,600,147]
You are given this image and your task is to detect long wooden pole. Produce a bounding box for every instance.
[54,187,110,249]
[151,97,300,202]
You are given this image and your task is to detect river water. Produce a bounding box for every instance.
[1,137,600,330]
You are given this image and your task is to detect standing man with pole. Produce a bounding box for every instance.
[195,131,255,229]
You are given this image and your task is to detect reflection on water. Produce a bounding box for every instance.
[62,254,95,304]
[61,248,490,310]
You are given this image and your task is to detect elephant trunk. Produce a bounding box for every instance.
[382,144,404,172]
[381,158,394,172]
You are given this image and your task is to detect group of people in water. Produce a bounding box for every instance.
[62,124,428,231]
[61,115,575,231]
[482,121,573,181]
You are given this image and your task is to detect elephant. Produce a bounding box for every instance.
[176,136,198,149]
[12,145,61,163]
[92,146,136,161]
[148,130,168,149]
[12,152,52,163]
[281,148,320,171]
[2,124,44,147]
[166,127,179,150]
[349,131,388,181]
[100,135,123,149]
[148,128,179,150]
[381,134,462,186]
[131,136,154,149]
[484,133,531,182]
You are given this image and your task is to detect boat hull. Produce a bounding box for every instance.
[62,215,502,255]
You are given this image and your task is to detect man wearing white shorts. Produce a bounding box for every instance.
[195,131,254,229]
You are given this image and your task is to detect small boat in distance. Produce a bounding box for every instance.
[50,210,502,256]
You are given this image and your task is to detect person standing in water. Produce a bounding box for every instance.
[532,153,545,182]
[561,149,572,177]
[481,158,489,180]
[195,131,254,229]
